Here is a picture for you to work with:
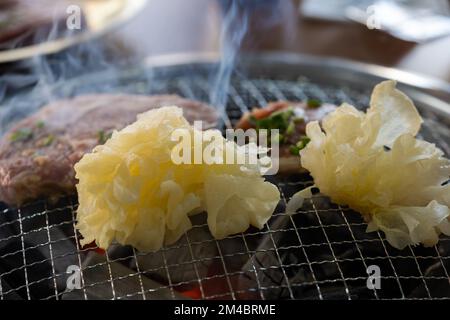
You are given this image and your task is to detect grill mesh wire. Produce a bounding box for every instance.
[0,64,450,300]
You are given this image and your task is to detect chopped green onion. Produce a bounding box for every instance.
[10,128,33,142]
[98,130,112,144]
[296,136,311,150]
[41,135,54,147]
[293,117,305,124]
[254,107,294,132]
[289,145,301,156]
[307,99,321,109]
[285,121,295,135]
[36,121,45,129]
[289,136,311,156]
[271,132,284,144]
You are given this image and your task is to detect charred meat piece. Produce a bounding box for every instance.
[0,94,218,206]
[236,100,336,173]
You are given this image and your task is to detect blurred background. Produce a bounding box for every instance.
[1,0,450,88]
[113,0,450,81]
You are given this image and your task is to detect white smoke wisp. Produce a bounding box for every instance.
[210,0,249,125]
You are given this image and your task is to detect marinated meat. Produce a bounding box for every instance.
[0,94,218,206]
[236,100,336,173]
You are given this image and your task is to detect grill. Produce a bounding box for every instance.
[1,53,450,300]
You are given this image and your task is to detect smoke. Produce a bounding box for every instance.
[0,38,126,132]
[0,0,292,133]
[209,0,294,123]
[210,0,249,123]
[0,3,135,133]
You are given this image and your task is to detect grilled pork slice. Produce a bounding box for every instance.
[0,94,218,206]
[236,100,336,173]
